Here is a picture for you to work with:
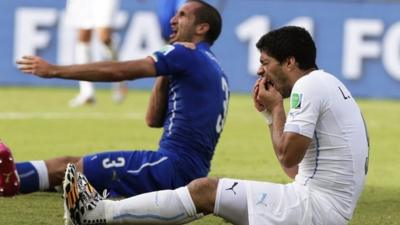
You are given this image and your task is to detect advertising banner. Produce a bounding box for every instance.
[2,0,400,98]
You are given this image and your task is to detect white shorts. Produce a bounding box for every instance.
[215,178,348,225]
[246,180,310,225]
[65,0,119,29]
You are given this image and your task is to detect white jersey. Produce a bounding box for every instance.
[284,70,369,220]
[65,0,119,29]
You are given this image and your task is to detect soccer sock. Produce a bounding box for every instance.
[16,161,49,193]
[75,41,94,98]
[111,81,128,103]
[98,41,127,102]
[78,81,95,98]
[88,187,202,224]
[99,42,117,61]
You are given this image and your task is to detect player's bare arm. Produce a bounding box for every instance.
[256,78,303,178]
[146,76,169,128]
[16,55,156,81]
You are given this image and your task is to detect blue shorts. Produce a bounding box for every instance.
[83,150,208,197]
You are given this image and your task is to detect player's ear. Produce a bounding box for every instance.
[286,56,296,71]
[196,23,210,36]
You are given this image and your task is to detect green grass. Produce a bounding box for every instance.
[0,87,399,224]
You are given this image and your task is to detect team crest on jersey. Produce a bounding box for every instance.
[290,93,303,109]
[150,45,175,62]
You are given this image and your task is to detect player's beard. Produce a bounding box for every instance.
[281,86,292,98]
[270,70,291,98]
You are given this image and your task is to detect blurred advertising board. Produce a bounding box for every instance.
[2,0,400,98]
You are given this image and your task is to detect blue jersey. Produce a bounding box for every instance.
[152,42,229,171]
[82,42,229,197]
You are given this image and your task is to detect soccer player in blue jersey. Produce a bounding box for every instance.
[11,0,228,197]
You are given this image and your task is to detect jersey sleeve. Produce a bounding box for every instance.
[150,44,193,76]
[284,77,325,138]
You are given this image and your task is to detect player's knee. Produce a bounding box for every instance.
[98,28,112,45]
[188,177,218,197]
[60,156,81,167]
[187,177,219,214]
[45,156,81,186]
[78,29,92,42]
[75,158,84,173]
[47,156,80,170]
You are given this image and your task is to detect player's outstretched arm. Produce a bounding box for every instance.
[16,55,156,82]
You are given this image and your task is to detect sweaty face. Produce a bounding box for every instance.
[169,2,200,43]
[258,51,292,98]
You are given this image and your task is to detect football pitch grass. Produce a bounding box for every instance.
[0,87,399,225]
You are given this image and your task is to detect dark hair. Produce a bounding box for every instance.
[256,26,318,70]
[188,0,222,45]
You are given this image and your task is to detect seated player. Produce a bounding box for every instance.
[5,0,228,199]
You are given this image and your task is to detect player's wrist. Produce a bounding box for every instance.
[48,65,59,78]
[260,109,272,125]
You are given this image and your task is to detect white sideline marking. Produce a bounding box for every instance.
[0,112,142,120]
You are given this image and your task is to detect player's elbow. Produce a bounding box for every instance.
[279,156,298,168]
[283,165,298,179]
[277,135,309,168]
[145,115,163,128]
[146,121,163,128]
[277,147,299,168]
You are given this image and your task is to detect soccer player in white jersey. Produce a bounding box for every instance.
[61,26,369,225]
[65,0,127,107]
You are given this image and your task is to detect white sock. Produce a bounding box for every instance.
[75,41,91,64]
[112,82,126,91]
[99,42,117,61]
[30,160,49,191]
[79,81,95,98]
[75,42,94,97]
[95,187,202,224]
[99,41,127,100]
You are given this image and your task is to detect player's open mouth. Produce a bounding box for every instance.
[169,29,178,39]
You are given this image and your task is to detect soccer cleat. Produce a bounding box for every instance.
[63,163,107,225]
[69,95,96,108]
[0,142,20,197]
[63,163,78,225]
